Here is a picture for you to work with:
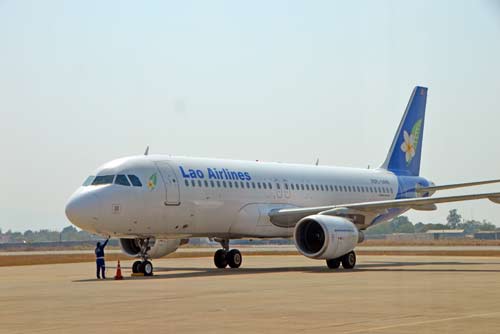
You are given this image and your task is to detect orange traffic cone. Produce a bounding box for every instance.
[114,260,123,280]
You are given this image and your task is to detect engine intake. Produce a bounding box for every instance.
[294,215,359,259]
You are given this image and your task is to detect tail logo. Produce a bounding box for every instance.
[400,119,422,164]
[148,173,157,190]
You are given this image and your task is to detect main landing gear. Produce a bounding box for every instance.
[213,239,242,269]
[326,251,356,270]
[132,238,154,276]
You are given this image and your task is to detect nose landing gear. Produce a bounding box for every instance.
[212,238,242,269]
[132,238,154,276]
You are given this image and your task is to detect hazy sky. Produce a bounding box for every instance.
[1,0,500,232]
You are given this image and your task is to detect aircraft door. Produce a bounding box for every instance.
[154,161,181,205]
[275,179,282,198]
[283,180,290,198]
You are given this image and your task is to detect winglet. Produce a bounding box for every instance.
[144,146,149,156]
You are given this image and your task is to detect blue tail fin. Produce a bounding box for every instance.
[380,86,428,176]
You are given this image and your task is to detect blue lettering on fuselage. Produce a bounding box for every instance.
[179,166,251,181]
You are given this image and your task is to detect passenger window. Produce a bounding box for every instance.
[93,175,115,185]
[222,181,227,188]
[128,175,142,187]
[229,181,233,188]
[344,186,348,192]
[296,184,300,190]
[82,175,95,186]
[306,184,310,191]
[204,180,209,187]
[276,183,281,190]
[252,182,256,189]
[185,180,189,187]
[263,183,267,189]
[246,182,250,188]
[216,181,221,187]
[191,180,196,187]
[235,182,239,188]
[348,186,352,192]
[198,180,202,187]
[257,183,261,189]
[268,183,272,189]
[115,174,130,186]
[241,182,245,188]
[210,180,215,187]
[291,184,294,190]
[320,185,324,191]
[285,184,289,190]
[301,184,305,190]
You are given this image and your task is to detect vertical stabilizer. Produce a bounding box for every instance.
[380,86,427,176]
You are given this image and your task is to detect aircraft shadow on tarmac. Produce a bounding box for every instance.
[74,261,500,282]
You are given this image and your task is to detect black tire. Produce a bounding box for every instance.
[341,251,356,269]
[226,249,242,268]
[142,260,153,276]
[136,261,144,274]
[326,258,341,269]
[214,249,228,269]
[132,260,142,273]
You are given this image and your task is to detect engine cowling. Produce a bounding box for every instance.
[293,215,359,260]
[119,238,182,258]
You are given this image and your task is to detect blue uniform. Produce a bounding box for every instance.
[95,239,109,279]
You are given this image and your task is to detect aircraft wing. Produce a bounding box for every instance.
[416,179,500,193]
[269,192,500,228]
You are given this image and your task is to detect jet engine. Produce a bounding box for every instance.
[293,215,359,260]
[119,238,184,258]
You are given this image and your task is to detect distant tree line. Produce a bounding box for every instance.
[0,226,99,243]
[366,209,497,235]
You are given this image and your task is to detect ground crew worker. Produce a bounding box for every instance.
[95,236,110,279]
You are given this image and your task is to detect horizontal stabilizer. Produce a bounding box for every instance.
[416,179,500,193]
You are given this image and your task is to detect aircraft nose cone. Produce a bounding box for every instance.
[65,193,101,231]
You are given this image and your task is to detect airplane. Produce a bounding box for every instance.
[65,86,500,276]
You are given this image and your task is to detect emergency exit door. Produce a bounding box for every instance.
[155,161,181,205]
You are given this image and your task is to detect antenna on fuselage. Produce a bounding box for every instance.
[144,146,149,156]
[315,158,319,166]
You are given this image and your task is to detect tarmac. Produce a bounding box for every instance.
[2,255,500,334]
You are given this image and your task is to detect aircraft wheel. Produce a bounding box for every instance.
[214,249,228,268]
[132,260,142,273]
[226,249,242,268]
[142,260,154,276]
[326,258,341,269]
[341,251,356,269]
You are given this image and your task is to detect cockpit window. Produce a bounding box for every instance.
[128,175,142,187]
[115,174,131,186]
[92,175,115,185]
[82,176,95,186]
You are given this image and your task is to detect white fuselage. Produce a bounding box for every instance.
[65,155,410,240]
